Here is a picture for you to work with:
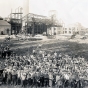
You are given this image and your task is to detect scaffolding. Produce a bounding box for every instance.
[22,13,62,36]
[7,7,63,36]
[8,7,23,35]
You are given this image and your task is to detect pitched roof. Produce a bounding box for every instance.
[0,16,3,20]
[0,20,10,26]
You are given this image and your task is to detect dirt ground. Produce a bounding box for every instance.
[0,39,88,61]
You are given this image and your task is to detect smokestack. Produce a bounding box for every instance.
[23,0,29,17]
[22,0,29,31]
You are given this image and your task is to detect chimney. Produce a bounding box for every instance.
[23,0,29,17]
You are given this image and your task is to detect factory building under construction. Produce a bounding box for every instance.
[3,0,63,36]
[22,12,63,36]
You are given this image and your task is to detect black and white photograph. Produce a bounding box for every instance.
[0,0,88,88]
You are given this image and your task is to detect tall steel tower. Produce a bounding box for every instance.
[22,0,29,31]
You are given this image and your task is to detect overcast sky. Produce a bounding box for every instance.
[0,0,88,27]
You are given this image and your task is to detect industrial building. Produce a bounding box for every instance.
[1,0,87,36]
[5,0,63,36]
[0,17,11,35]
[21,8,63,36]
[6,8,63,36]
[47,25,62,35]
[63,23,86,35]
[7,7,22,35]
[22,13,63,36]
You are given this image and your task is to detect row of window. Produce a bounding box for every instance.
[50,28,56,30]
[63,31,72,34]
[64,28,78,31]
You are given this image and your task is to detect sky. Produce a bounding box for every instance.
[0,0,88,27]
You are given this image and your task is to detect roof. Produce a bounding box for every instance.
[65,22,84,28]
[0,20,11,26]
[51,25,62,27]
[0,16,3,20]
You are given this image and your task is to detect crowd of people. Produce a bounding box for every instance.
[0,45,88,88]
[0,44,12,59]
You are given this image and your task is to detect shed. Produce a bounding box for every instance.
[0,17,11,35]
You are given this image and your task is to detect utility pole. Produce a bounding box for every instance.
[32,17,35,36]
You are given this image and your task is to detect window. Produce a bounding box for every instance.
[1,31,4,35]
[54,28,56,35]
[7,29,9,35]
[69,31,71,34]
[69,28,71,30]
[54,28,56,30]
[65,28,67,30]
[65,31,67,33]
[58,31,60,34]
[72,27,75,31]
[73,31,75,34]
[54,32,56,35]
[63,31,64,34]
[58,28,60,30]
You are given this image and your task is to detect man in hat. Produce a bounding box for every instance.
[3,69,7,84]
[39,72,44,87]
[11,68,17,85]
[49,71,53,87]
[1,47,6,58]
[6,71,12,85]
[35,71,41,87]
[44,71,49,87]
[54,51,58,59]
[56,74,63,88]
[58,53,62,59]
[17,68,21,85]
[21,71,27,87]
[27,72,32,86]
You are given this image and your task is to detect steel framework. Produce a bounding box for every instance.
[7,8,63,36]
[8,7,23,34]
[22,13,62,36]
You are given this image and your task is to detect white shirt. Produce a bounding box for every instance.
[56,75,60,82]
[64,74,69,80]
[21,72,26,80]
[11,70,17,75]
[39,50,43,54]
[54,52,57,57]
[17,70,21,78]
[27,73,31,79]
[33,49,35,52]
[49,73,53,79]
[42,54,45,57]
[6,68,11,73]
[47,54,51,57]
